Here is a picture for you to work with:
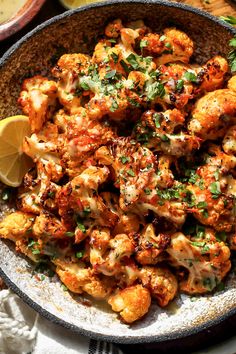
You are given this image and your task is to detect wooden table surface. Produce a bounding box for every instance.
[1,1,236,353]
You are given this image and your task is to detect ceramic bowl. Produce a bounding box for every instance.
[0,0,236,344]
[0,0,46,41]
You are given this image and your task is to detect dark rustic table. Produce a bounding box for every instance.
[1,1,236,353]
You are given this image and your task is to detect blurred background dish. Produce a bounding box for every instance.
[0,0,46,41]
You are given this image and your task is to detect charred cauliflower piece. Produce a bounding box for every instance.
[187,146,236,232]
[95,137,157,210]
[135,224,170,265]
[134,109,200,156]
[167,230,231,294]
[18,76,57,133]
[108,284,151,323]
[142,28,193,65]
[32,213,67,240]
[188,89,236,140]
[0,211,34,242]
[55,259,112,299]
[57,166,117,229]
[52,53,92,113]
[140,266,178,306]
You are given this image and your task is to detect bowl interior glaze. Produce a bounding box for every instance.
[0,0,235,343]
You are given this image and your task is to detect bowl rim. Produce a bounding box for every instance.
[0,0,47,41]
[0,0,236,344]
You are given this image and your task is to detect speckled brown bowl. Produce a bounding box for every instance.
[0,0,46,41]
[0,0,236,344]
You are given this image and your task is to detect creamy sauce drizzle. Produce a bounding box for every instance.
[0,0,27,24]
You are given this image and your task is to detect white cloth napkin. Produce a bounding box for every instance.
[0,289,123,354]
[1,289,236,354]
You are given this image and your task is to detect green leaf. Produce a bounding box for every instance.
[65,231,75,237]
[176,79,184,92]
[140,39,148,48]
[126,53,140,70]
[146,82,165,100]
[144,188,151,195]
[127,169,135,177]
[220,16,236,26]
[77,221,86,233]
[153,113,161,128]
[105,69,117,79]
[184,71,198,82]
[196,224,205,238]
[197,201,208,209]
[120,59,130,73]
[80,81,90,91]
[228,36,236,72]
[209,181,221,198]
[75,251,84,259]
[110,99,119,112]
[111,52,119,63]
[120,156,130,164]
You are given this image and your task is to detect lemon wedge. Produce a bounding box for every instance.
[60,0,101,9]
[0,115,33,187]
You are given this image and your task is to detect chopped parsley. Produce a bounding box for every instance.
[184,71,198,82]
[127,169,135,177]
[144,188,151,195]
[146,82,165,101]
[110,99,119,112]
[209,181,221,199]
[176,79,184,92]
[75,251,85,259]
[105,69,117,79]
[228,36,236,72]
[140,39,148,48]
[120,156,130,164]
[220,16,236,26]
[126,53,140,70]
[110,52,119,63]
[153,113,161,128]
[77,220,86,233]
[65,231,75,237]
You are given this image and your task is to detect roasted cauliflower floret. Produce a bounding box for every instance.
[23,123,64,182]
[32,213,67,240]
[0,211,34,242]
[108,284,151,323]
[134,109,200,156]
[167,230,231,294]
[90,230,135,276]
[145,28,193,65]
[135,224,170,265]
[95,137,157,209]
[105,19,123,38]
[18,76,57,133]
[187,146,236,232]
[223,125,236,155]
[55,259,112,299]
[57,166,116,229]
[52,53,92,113]
[197,56,229,92]
[140,266,178,306]
[188,89,236,140]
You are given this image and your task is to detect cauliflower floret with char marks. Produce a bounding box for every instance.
[140,266,178,306]
[135,224,170,265]
[167,230,231,294]
[0,211,34,242]
[54,259,112,299]
[18,76,58,133]
[108,284,151,323]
